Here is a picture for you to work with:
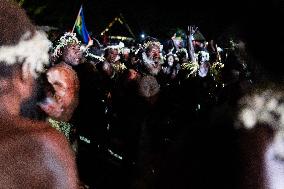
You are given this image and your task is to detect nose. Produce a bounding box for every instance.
[153,52,159,57]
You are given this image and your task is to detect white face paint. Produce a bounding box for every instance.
[0,31,51,78]
[198,62,209,77]
[107,49,119,63]
[173,38,183,48]
[198,51,210,63]
[167,56,174,66]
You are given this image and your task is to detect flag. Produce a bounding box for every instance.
[74,5,90,44]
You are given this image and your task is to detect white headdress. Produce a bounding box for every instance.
[52,32,81,58]
[0,30,51,78]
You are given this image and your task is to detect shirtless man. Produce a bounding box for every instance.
[0,1,78,188]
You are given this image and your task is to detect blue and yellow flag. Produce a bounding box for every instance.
[74,5,90,44]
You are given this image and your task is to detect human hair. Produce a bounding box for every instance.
[61,44,79,59]
[0,0,35,45]
[0,0,51,78]
[52,32,80,58]
[104,47,119,58]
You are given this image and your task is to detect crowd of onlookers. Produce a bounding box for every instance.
[1,0,284,188]
[45,26,261,188]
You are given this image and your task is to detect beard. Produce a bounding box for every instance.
[142,52,163,75]
[20,74,48,121]
[65,56,80,66]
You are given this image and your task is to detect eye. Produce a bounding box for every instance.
[273,154,284,162]
[53,81,63,88]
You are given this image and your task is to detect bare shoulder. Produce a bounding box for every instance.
[0,118,79,188]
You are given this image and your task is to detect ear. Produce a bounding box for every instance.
[12,64,36,100]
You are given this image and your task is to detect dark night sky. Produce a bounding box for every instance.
[80,0,284,76]
[25,0,283,69]
[83,0,249,39]
[80,0,283,40]
[26,0,283,41]
[17,0,283,78]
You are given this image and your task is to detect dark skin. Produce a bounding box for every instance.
[0,66,79,188]
[0,1,79,187]
[0,116,78,189]
[39,63,80,122]
[62,44,82,66]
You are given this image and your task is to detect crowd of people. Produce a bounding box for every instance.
[1,0,284,188]
[46,21,282,189]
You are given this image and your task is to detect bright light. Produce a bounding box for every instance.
[141,34,145,39]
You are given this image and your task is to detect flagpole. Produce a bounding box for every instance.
[71,5,82,33]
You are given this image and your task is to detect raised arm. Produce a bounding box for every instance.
[187,25,198,62]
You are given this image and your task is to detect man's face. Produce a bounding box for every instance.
[63,44,82,66]
[173,37,183,48]
[128,69,139,80]
[147,45,160,62]
[167,55,174,66]
[198,51,210,63]
[38,64,79,121]
[123,51,130,60]
[107,49,119,63]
